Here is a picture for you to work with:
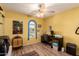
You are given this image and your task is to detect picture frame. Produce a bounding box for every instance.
[13,21,23,34]
[38,24,41,28]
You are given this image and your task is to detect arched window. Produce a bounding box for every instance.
[28,20,37,40]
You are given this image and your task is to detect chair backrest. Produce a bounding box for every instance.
[12,36,23,48]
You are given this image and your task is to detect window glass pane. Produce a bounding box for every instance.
[28,20,37,39]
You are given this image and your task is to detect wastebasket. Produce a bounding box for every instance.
[66,43,77,56]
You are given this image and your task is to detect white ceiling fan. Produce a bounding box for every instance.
[31,3,55,18]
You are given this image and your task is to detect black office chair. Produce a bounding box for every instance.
[0,36,10,56]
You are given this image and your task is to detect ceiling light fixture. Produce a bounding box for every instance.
[36,3,46,18]
[34,3,55,18]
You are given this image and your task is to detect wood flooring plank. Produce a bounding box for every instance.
[12,42,70,56]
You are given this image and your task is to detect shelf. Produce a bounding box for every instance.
[0,14,4,23]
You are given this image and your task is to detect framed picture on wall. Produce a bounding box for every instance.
[13,21,23,34]
[38,24,42,28]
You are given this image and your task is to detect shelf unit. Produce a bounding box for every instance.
[0,6,4,36]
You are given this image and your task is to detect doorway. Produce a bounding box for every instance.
[28,20,37,44]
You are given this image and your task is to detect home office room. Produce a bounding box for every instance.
[0,0,79,58]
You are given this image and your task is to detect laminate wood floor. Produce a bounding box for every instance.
[12,43,70,56]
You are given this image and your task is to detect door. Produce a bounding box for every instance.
[28,20,37,44]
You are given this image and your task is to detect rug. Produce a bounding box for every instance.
[22,51,39,56]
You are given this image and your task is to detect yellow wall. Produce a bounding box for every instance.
[44,7,79,54]
[4,11,44,46]
[4,11,27,46]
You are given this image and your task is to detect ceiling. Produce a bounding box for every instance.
[1,3,79,18]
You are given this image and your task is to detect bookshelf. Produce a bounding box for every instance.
[0,6,4,36]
